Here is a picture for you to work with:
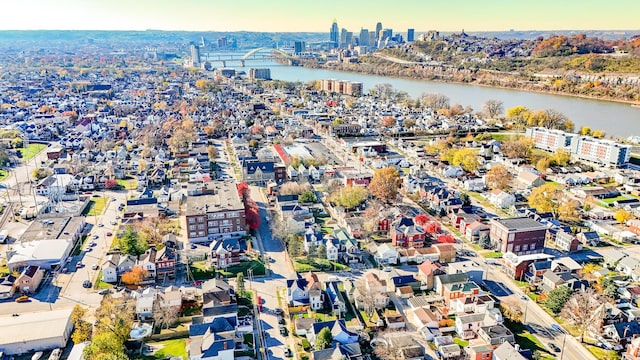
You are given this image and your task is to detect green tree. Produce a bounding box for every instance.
[545,286,573,315]
[316,244,327,259]
[236,273,245,295]
[119,226,149,255]
[460,193,471,207]
[479,233,491,249]
[369,167,401,203]
[299,190,317,203]
[329,186,368,209]
[315,327,333,350]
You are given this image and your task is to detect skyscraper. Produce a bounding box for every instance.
[407,28,415,42]
[294,41,306,55]
[359,28,369,46]
[330,20,339,48]
[375,22,383,42]
[189,43,200,66]
[340,28,348,48]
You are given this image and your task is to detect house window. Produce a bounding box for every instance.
[188,218,195,224]
[189,225,196,231]
[189,231,196,237]
[514,245,520,252]
[198,224,205,230]
[523,244,528,251]
[197,217,204,223]
[530,243,536,250]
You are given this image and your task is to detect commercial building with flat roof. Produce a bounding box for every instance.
[490,217,547,256]
[0,308,73,355]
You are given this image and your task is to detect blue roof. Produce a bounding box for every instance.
[189,316,237,336]
[244,161,275,175]
[392,275,418,286]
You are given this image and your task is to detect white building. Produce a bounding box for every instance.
[0,308,74,355]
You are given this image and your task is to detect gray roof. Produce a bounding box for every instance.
[491,217,546,231]
[493,342,526,360]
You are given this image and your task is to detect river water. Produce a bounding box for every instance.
[209,54,640,137]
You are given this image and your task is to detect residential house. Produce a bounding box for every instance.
[492,342,527,360]
[455,313,486,339]
[375,244,399,265]
[443,281,482,305]
[465,343,493,360]
[411,306,440,331]
[14,265,45,294]
[434,273,469,295]
[311,343,363,360]
[433,243,456,263]
[487,189,516,209]
[554,231,582,252]
[101,253,137,283]
[135,288,157,320]
[448,261,485,285]
[502,252,555,281]
[477,324,515,349]
[356,272,390,309]
[325,280,347,316]
[417,260,446,289]
[490,217,547,255]
[603,322,640,347]
[390,216,426,248]
[434,336,461,359]
[604,249,628,269]
[617,257,640,281]
[210,238,245,269]
[384,310,406,330]
[466,221,491,243]
[154,246,177,280]
[0,274,16,300]
[517,171,545,188]
[188,329,234,360]
[308,320,359,347]
[286,272,323,311]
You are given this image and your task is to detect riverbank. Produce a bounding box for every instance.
[310,60,640,106]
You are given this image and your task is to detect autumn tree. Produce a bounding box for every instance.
[206,145,218,161]
[152,305,180,330]
[104,179,119,189]
[579,126,591,135]
[237,182,250,201]
[71,305,92,344]
[561,289,603,343]
[558,199,581,222]
[485,165,511,190]
[482,99,504,119]
[614,209,633,224]
[527,183,559,214]
[245,199,261,230]
[279,181,311,196]
[451,148,479,172]
[369,167,401,203]
[501,138,533,159]
[422,93,450,111]
[329,186,369,209]
[85,296,134,360]
[121,266,149,285]
[505,105,532,127]
[382,116,396,128]
[425,221,442,234]
[551,149,571,167]
[414,214,431,226]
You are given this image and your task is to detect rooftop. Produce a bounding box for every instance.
[185,181,244,216]
[491,217,546,232]
[0,308,72,347]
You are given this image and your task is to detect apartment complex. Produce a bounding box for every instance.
[525,127,575,152]
[490,217,547,256]
[185,181,247,243]
[320,79,363,96]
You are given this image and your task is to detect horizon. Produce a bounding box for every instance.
[2,0,639,33]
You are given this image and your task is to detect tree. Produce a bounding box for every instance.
[32,168,50,180]
[545,286,573,315]
[121,266,149,285]
[329,186,368,209]
[355,280,384,318]
[551,149,571,167]
[85,296,134,360]
[152,305,180,330]
[369,167,401,203]
[119,227,148,255]
[591,129,606,138]
[236,273,246,295]
[536,157,552,172]
[600,277,619,300]
[278,181,311,195]
[414,214,431,226]
[71,305,92,344]
[316,327,333,350]
[505,105,531,126]
[316,244,327,259]
[206,145,218,161]
[614,209,632,224]
[501,138,533,159]
[558,199,580,222]
[437,234,455,244]
[299,190,316,203]
[579,126,591,135]
[382,116,396,128]
[485,165,511,190]
[561,289,603,342]
[104,179,119,189]
[237,182,250,201]
[527,183,559,214]
[479,233,491,249]
[422,93,450,111]
[425,222,441,234]
[452,148,479,172]
[482,99,504,119]
[245,199,261,230]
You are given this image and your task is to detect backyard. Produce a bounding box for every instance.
[18,143,46,161]
[117,177,138,190]
[83,197,108,216]
[218,259,266,278]
[293,258,348,272]
[139,339,187,360]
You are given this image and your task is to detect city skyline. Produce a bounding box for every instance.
[2,0,640,32]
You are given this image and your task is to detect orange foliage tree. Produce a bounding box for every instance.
[121,266,149,285]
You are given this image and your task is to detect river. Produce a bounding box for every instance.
[206,53,640,137]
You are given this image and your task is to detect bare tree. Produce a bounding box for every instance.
[354,279,385,319]
[482,99,504,119]
[422,93,450,111]
[152,305,180,330]
[560,288,604,343]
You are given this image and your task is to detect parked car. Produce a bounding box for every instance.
[91,264,99,270]
[98,289,111,295]
[283,347,292,357]
[550,324,563,333]
[110,220,117,225]
[106,232,112,236]
[548,342,561,352]
[15,295,29,303]
[82,280,92,288]
[76,262,84,268]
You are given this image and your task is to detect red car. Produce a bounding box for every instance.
[257,296,263,312]
[106,232,113,236]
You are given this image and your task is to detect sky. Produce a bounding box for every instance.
[2,0,639,32]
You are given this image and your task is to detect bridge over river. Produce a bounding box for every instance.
[202,47,299,67]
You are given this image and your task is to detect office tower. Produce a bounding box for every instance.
[330,20,339,48]
[359,28,369,46]
[407,28,415,42]
[369,32,377,47]
[294,41,306,55]
[217,36,228,48]
[189,43,200,66]
[381,29,392,41]
[375,22,382,41]
[200,36,206,47]
[340,28,348,48]
[345,32,353,47]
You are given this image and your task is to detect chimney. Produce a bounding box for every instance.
[514,344,521,352]
[223,342,228,350]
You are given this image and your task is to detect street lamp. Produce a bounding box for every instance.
[560,331,567,360]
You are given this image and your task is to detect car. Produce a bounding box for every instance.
[106,232,113,236]
[76,262,83,268]
[97,223,104,227]
[550,324,563,333]
[92,235,99,240]
[98,289,112,295]
[283,347,292,357]
[110,220,117,225]
[89,241,97,247]
[82,280,92,288]
[115,215,121,219]
[85,247,92,252]
[520,294,529,301]
[383,266,392,272]
[274,308,284,315]
[15,295,29,303]
[548,342,561,352]
[91,264,99,270]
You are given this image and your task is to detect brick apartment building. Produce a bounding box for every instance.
[489,217,547,256]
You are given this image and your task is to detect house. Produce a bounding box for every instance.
[554,231,582,252]
[411,306,440,330]
[0,274,16,300]
[456,313,486,339]
[490,217,547,255]
[375,243,399,265]
[384,310,406,330]
[210,238,245,269]
[465,343,493,360]
[135,288,157,320]
[604,249,628,269]
[433,243,456,263]
[309,320,359,346]
[434,336,461,359]
[188,329,234,360]
[434,273,469,295]
[487,189,516,208]
[448,261,485,285]
[603,322,640,346]
[154,246,177,279]
[325,280,347,316]
[466,221,491,243]
[390,216,426,248]
[286,272,323,311]
[312,343,363,360]
[617,257,640,281]
[517,171,545,188]
[101,253,137,283]
[417,260,446,289]
[492,342,527,360]
[477,324,515,349]
[577,231,601,246]
[14,265,45,294]
[294,317,316,337]
[443,281,482,305]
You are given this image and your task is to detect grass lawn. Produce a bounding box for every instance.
[293,258,348,272]
[17,143,46,161]
[453,338,469,347]
[218,260,265,278]
[243,333,254,347]
[481,251,503,259]
[150,339,188,360]
[94,270,112,289]
[0,169,7,181]
[117,178,138,190]
[84,197,107,216]
[601,195,631,204]
[312,311,337,322]
[505,319,553,357]
[190,261,216,280]
[585,344,620,360]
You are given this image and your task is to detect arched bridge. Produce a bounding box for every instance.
[203,48,298,67]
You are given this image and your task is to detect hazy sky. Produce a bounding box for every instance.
[3,0,639,32]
